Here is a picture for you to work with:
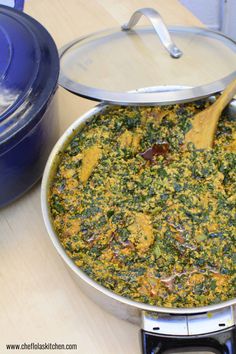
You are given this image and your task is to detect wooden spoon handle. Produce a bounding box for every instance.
[184,76,236,149]
[212,77,236,114]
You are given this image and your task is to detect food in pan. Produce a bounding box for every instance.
[49,102,236,308]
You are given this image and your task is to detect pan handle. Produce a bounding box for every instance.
[141,327,236,354]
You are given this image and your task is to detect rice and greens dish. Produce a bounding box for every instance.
[49,101,236,308]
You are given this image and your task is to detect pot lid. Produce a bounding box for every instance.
[0,7,40,119]
[59,8,236,105]
[0,5,59,153]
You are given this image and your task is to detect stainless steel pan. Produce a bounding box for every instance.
[41,101,236,354]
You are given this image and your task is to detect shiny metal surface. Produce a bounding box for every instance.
[121,8,182,58]
[142,307,235,336]
[59,25,236,105]
[41,101,236,326]
[187,306,235,335]
[142,311,189,335]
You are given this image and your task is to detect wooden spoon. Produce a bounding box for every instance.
[184,77,236,149]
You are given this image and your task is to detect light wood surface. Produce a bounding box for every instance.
[0,1,203,353]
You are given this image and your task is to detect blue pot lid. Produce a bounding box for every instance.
[0,5,59,154]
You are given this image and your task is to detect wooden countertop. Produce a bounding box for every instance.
[0,1,202,353]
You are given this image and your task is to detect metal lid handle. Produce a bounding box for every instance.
[121,8,183,59]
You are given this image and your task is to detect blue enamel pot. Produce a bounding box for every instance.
[0,4,59,207]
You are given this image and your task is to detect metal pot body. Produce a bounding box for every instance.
[68,264,236,354]
[41,102,236,353]
[41,102,236,316]
[0,92,58,208]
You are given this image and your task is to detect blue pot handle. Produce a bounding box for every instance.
[14,0,24,10]
[0,0,24,10]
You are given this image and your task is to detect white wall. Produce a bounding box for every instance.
[222,0,236,40]
[180,0,236,40]
[180,0,222,30]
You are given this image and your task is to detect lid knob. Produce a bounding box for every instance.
[121,8,183,59]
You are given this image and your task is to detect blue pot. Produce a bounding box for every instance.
[0,5,59,207]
